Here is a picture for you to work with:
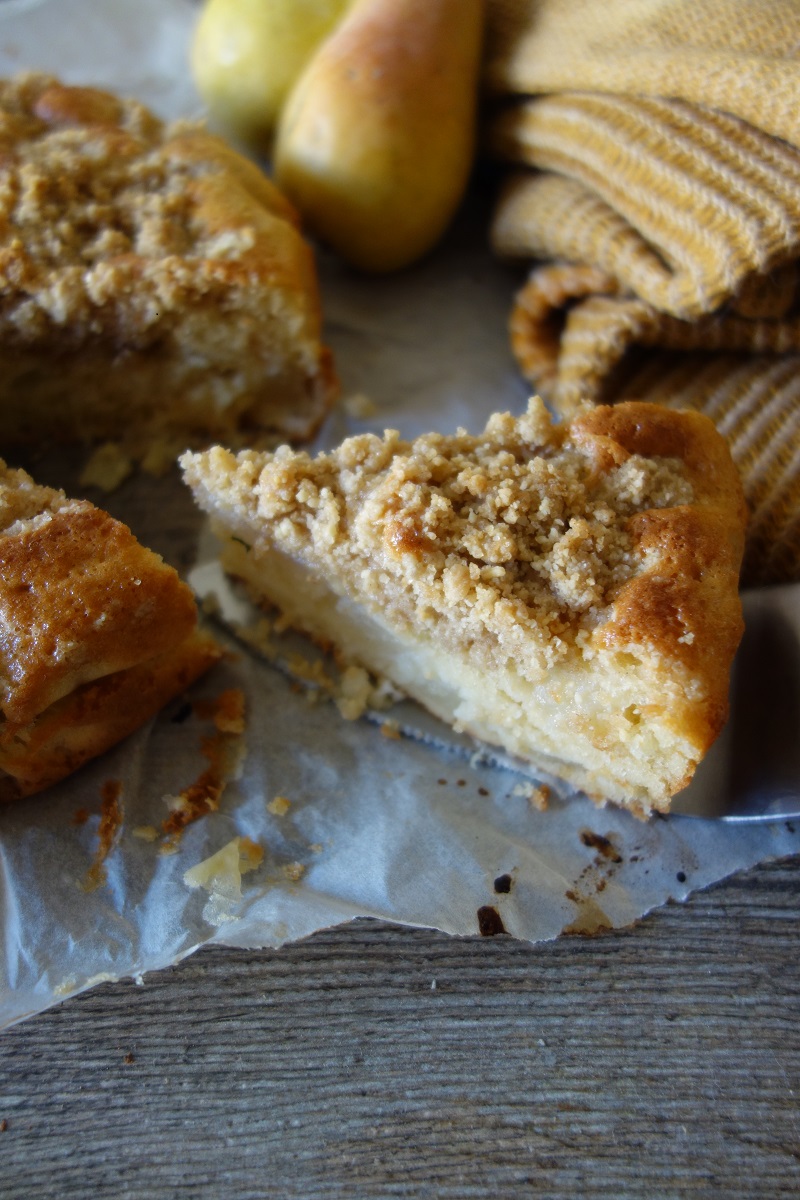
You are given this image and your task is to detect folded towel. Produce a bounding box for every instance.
[485,2,800,584]
[485,0,800,144]
[491,97,800,321]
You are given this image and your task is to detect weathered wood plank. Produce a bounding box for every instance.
[0,859,797,1199]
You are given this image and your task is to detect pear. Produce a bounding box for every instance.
[191,0,352,152]
[274,0,485,272]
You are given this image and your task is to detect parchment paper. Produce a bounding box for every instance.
[0,0,798,1031]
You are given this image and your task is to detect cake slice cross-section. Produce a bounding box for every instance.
[0,72,336,449]
[182,399,747,816]
[0,461,221,800]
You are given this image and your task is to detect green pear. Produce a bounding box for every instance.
[191,0,352,152]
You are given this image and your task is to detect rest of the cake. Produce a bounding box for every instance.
[0,72,336,449]
[0,461,221,800]
[181,399,747,816]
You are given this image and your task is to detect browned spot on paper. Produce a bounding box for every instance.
[71,807,89,826]
[493,873,513,894]
[562,894,613,936]
[123,1052,135,1065]
[162,690,246,850]
[161,738,227,842]
[580,830,622,863]
[194,688,245,734]
[0,1118,7,1132]
[82,780,123,892]
[477,905,507,936]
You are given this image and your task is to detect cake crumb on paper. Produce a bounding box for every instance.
[267,795,291,817]
[54,975,77,998]
[184,835,264,889]
[335,664,372,720]
[342,392,378,419]
[282,861,306,884]
[140,436,181,477]
[132,825,159,842]
[511,780,551,811]
[79,442,133,492]
[201,592,221,618]
[184,836,264,926]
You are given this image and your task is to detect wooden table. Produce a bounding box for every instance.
[0,856,797,1198]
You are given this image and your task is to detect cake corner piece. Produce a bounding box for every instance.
[182,398,747,818]
[0,71,337,450]
[0,459,222,801]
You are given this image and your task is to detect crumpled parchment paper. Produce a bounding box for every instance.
[0,0,798,1031]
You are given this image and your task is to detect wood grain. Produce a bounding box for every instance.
[0,858,797,1199]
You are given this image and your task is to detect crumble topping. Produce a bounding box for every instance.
[0,73,291,347]
[191,399,693,678]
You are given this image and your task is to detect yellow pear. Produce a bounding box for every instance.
[274,0,485,272]
[191,0,352,152]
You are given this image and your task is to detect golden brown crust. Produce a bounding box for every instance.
[0,630,221,801]
[0,500,199,726]
[0,72,336,444]
[575,405,747,766]
[571,402,748,508]
[0,459,221,798]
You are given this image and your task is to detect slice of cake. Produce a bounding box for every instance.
[181,400,747,816]
[0,73,336,448]
[0,461,221,800]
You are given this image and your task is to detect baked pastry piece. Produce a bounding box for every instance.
[0,461,220,800]
[182,400,747,816]
[0,73,335,448]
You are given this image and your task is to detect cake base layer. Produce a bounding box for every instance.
[225,539,695,813]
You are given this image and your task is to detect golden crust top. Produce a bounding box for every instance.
[0,460,200,726]
[0,72,321,356]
